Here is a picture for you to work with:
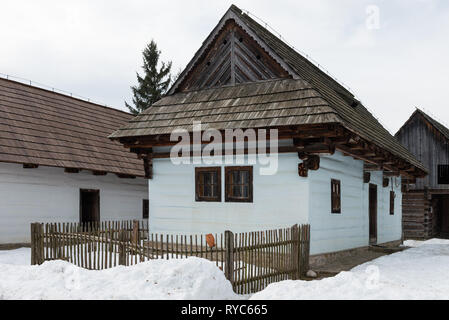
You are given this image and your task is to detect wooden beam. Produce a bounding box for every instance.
[152,146,299,159]
[92,171,107,176]
[298,155,320,178]
[143,154,153,179]
[119,123,426,179]
[383,171,400,177]
[23,163,39,169]
[296,143,335,155]
[363,172,371,183]
[298,163,308,177]
[364,164,382,171]
[116,174,136,179]
[304,155,320,171]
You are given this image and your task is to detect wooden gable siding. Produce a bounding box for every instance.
[396,112,449,190]
[177,20,290,92]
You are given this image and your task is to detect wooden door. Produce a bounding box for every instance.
[440,196,449,234]
[369,184,377,244]
[80,189,100,224]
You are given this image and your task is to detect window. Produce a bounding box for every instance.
[438,165,449,184]
[195,167,221,202]
[389,191,395,215]
[225,166,253,202]
[331,179,341,214]
[143,199,149,219]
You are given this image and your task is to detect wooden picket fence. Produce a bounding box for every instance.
[31,221,310,294]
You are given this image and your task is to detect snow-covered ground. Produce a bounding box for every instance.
[251,239,449,300]
[1,239,449,299]
[0,248,239,300]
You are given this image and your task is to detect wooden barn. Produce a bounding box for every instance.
[396,109,449,239]
[0,77,148,247]
[110,5,426,258]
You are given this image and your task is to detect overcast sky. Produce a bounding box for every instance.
[1,0,449,133]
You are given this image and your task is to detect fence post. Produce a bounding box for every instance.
[31,223,44,265]
[304,225,310,274]
[291,224,299,280]
[132,220,139,245]
[299,224,311,278]
[119,230,127,265]
[224,230,234,283]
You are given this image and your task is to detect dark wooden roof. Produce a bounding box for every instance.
[110,5,426,175]
[0,77,144,177]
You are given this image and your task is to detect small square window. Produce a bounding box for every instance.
[438,165,449,184]
[389,191,395,215]
[225,166,253,202]
[331,179,341,214]
[142,199,149,219]
[195,167,221,202]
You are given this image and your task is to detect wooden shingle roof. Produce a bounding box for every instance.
[109,5,426,174]
[110,79,339,135]
[0,77,144,177]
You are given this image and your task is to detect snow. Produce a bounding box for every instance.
[252,239,449,300]
[0,248,239,300]
[0,248,30,265]
[2,239,449,300]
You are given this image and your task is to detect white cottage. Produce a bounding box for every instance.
[109,5,426,258]
[0,77,148,247]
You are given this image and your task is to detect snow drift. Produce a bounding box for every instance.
[251,239,449,300]
[0,255,239,300]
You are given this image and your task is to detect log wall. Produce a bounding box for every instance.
[402,190,432,239]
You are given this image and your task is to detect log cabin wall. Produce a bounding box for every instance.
[401,190,432,239]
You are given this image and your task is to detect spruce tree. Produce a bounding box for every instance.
[125,40,172,115]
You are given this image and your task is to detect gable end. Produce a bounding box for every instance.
[177,19,291,93]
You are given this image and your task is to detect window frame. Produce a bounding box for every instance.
[389,191,395,215]
[195,167,222,202]
[438,164,449,184]
[331,179,341,214]
[225,166,253,203]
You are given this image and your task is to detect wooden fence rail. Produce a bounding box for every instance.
[31,221,310,294]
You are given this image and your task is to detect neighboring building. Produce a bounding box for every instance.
[0,77,148,246]
[396,109,449,239]
[110,5,426,257]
